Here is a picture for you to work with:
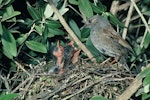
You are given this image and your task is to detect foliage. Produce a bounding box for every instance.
[0,0,150,99]
[0,93,19,100]
[90,96,108,100]
[136,66,150,100]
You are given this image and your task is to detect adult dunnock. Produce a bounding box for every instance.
[86,15,133,71]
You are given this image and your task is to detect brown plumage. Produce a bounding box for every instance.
[86,15,133,71]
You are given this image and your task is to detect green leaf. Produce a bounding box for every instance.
[144,84,150,93]
[78,0,93,18]
[81,28,90,38]
[44,4,53,19]
[16,34,28,45]
[0,0,2,6]
[138,66,150,79]
[90,3,106,14]
[48,28,64,36]
[2,46,13,59]
[135,88,144,97]
[0,93,19,100]
[86,37,100,57]
[1,5,21,21]
[143,75,150,86]
[0,22,3,35]
[25,41,47,53]
[142,93,150,100]
[27,2,40,20]
[107,12,125,28]
[42,25,48,44]
[69,19,81,39]
[47,32,55,38]
[90,96,108,100]
[3,0,13,5]
[134,45,143,55]
[35,25,43,35]
[52,6,69,20]
[2,28,17,59]
[68,0,79,5]
[143,10,150,16]
[46,20,62,28]
[143,32,150,49]
[37,0,45,18]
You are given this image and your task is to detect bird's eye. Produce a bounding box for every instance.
[89,20,92,23]
[91,19,97,24]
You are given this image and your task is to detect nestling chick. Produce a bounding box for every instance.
[51,41,80,74]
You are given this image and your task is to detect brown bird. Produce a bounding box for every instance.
[86,15,133,71]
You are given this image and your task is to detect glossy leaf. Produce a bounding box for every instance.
[90,96,108,100]
[0,22,3,35]
[86,37,100,56]
[143,75,150,86]
[143,32,150,49]
[81,28,90,38]
[1,5,21,21]
[68,0,78,5]
[47,32,55,38]
[42,25,48,44]
[90,3,105,14]
[48,28,64,36]
[143,10,150,16]
[69,19,81,39]
[134,45,143,55]
[144,85,149,93]
[0,93,19,100]
[27,2,40,20]
[142,93,150,100]
[107,12,125,28]
[35,25,43,35]
[78,0,93,18]
[0,0,2,6]
[2,28,17,59]
[135,88,144,97]
[3,0,13,6]
[16,34,28,45]
[52,6,69,20]
[138,66,150,79]
[44,4,54,18]
[2,46,13,59]
[46,20,62,28]
[25,41,47,53]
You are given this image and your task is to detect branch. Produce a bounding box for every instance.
[122,3,134,39]
[47,0,95,61]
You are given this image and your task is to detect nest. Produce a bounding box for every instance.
[10,59,136,100]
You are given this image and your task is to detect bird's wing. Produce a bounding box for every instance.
[103,26,134,53]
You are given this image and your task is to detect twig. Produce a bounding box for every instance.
[15,61,31,76]
[62,74,119,100]
[100,57,111,65]
[130,0,150,48]
[116,64,150,100]
[11,76,31,93]
[17,23,35,56]
[47,0,95,61]
[22,75,35,99]
[0,75,11,93]
[118,0,140,11]
[110,1,119,15]
[122,3,134,39]
[110,0,140,15]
